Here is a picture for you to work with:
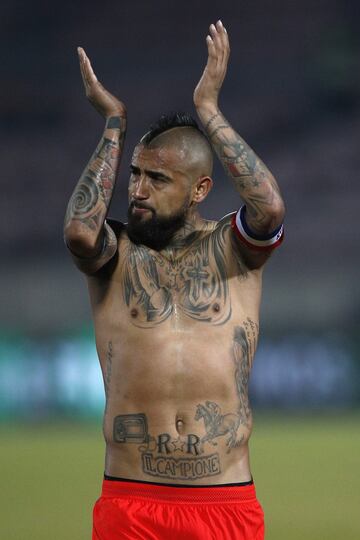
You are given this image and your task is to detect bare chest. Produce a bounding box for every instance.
[119,242,231,327]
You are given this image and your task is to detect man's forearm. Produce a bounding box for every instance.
[198,107,284,233]
[64,114,126,254]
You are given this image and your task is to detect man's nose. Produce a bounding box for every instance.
[133,177,149,199]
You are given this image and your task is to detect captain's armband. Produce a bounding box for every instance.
[231,205,284,251]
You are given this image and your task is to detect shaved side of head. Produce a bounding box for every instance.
[140,112,213,181]
[147,126,214,179]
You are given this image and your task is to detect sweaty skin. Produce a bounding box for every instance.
[65,22,284,485]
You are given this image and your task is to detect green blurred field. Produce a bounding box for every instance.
[1,413,359,540]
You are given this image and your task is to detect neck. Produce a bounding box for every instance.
[162,208,203,252]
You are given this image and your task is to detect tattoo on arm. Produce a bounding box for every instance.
[204,111,282,230]
[65,115,126,244]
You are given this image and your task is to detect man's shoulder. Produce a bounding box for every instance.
[201,211,235,233]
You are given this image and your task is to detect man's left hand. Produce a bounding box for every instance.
[193,20,230,113]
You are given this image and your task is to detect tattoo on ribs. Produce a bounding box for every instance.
[121,219,245,327]
[104,341,113,414]
[194,324,254,453]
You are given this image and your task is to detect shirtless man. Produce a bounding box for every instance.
[64,20,285,540]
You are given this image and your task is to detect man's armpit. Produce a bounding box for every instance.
[66,221,118,275]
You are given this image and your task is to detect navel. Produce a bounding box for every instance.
[130,308,138,318]
[175,417,185,434]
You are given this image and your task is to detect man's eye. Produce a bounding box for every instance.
[151,176,166,183]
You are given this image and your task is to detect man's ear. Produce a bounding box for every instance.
[192,176,213,203]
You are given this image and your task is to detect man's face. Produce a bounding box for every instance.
[127,143,193,250]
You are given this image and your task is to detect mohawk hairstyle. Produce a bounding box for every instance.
[141,112,204,145]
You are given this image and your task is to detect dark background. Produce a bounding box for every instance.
[1,4,359,538]
[1,0,359,338]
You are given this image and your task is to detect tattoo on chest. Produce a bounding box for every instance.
[109,321,256,480]
[120,220,244,327]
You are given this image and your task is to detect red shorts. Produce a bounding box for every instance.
[92,479,265,540]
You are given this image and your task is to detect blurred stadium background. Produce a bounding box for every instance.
[1,1,359,538]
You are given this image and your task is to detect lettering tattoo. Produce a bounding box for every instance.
[141,452,221,480]
[104,341,113,414]
[121,219,246,327]
[243,317,259,361]
[110,322,256,478]
[112,412,220,480]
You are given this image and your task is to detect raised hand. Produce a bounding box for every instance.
[77,47,126,119]
[193,20,230,112]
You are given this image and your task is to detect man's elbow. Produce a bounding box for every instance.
[64,224,100,258]
[268,196,285,231]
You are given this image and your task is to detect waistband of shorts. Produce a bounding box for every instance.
[100,478,258,504]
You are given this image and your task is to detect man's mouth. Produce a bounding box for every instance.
[131,202,154,215]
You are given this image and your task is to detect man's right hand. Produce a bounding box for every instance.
[77,47,126,119]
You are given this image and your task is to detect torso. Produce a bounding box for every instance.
[87,214,263,484]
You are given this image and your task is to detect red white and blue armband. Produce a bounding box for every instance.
[231,205,284,251]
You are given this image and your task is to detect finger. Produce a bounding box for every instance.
[77,47,89,89]
[216,20,228,52]
[209,23,224,68]
[216,20,230,67]
[84,56,98,85]
[206,35,216,61]
[205,35,218,75]
[220,21,230,61]
[79,47,98,87]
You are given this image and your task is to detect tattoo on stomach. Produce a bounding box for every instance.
[110,322,254,480]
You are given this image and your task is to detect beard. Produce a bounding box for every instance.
[126,200,189,251]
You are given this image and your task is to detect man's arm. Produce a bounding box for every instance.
[64,47,127,274]
[194,21,285,267]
